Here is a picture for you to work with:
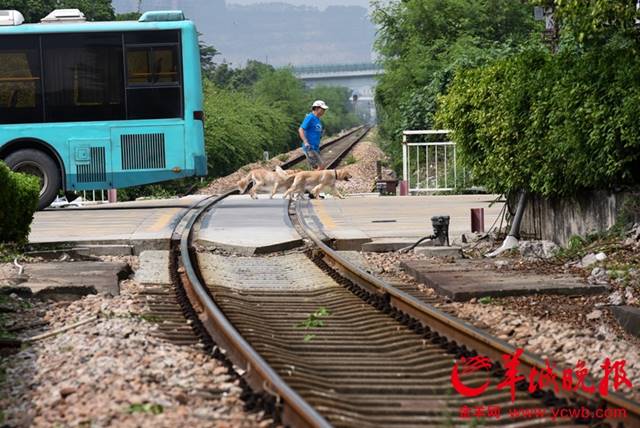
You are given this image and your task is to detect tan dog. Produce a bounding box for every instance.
[281,169,352,199]
[237,166,298,199]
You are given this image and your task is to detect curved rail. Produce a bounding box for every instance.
[174,191,331,428]
[294,200,640,427]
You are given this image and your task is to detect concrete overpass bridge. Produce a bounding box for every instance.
[291,63,383,123]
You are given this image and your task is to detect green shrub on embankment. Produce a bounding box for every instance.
[202,80,291,177]
[437,35,640,197]
[0,161,40,244]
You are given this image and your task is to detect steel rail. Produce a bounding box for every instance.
[176,190,331,428]
[323,126,371,170]
[294,200,640,427]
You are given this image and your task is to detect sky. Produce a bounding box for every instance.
[113,0,378,66]
[227,0,372,10]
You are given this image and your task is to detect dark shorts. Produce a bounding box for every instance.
[304,149,322,169]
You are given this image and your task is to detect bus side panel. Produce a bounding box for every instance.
[1,120,194,192]
[110,123,186,188]
[181,23,208,177]
[67,138,112,191]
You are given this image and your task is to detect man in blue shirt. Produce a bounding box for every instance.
[298,100,328,170]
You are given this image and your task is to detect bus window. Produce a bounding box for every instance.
[124,30,179,45]
[0,35,43,124]
[126,48,151,84]
[126,46,179,85]
[43,33,124,122]
[154,46,179,84]
[125,30,182,119]
[127,87,181,119]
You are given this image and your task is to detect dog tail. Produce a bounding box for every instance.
[237,172,253,193]
[274,165,289,181]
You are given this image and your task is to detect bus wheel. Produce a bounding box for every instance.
[5,149,61,210]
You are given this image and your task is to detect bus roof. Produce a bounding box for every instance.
[0,17,194,36]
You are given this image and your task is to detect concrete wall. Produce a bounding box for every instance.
[519,191,639,246]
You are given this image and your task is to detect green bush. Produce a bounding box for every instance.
[371,0,537,175]
[203,81,291,177]
[0,161,39,243]
[437,35,640,197]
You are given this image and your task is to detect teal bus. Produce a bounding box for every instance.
[0,9,207,209]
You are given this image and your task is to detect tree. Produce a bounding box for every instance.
[371,0,537,173]
[437,3,640,197]
[202,82,290,176]
[307,85,359,135]
[116,11,141,21]
[541,0,640,45]
[228,60,274,90]
[251,68,308,149]
[0,0,115,22]
[199,39,220,80]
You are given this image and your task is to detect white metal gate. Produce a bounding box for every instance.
[402,130,467,192]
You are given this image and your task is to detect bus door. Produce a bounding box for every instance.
[67,138,113,191]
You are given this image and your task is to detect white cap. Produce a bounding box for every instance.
[312,100,329,110]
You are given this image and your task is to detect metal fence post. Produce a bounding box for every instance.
[401,133,409,195]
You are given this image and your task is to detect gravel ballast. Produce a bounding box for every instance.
[1,262,271,428]
[362,251,640,402]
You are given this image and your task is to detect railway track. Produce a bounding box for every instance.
[18,123,637,425]
[280,125,370,171]
[153,187,640,427]
[128,125,640,427]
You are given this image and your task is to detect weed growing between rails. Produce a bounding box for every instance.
[296,307,331,342]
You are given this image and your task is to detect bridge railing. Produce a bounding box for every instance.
[402,130,470,193]
[291,63,383,75]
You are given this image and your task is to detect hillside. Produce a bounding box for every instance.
[112,0,375,66]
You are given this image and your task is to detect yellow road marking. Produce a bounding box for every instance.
[148,209,179,232]
[312,200,336,230]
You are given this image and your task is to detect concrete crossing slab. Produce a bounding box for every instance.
[28,196,207,254]
[401,260,608,301]
[197,253,330,291]
[1,261,129,299]
[305,194,505,251]
[196,195,303,255]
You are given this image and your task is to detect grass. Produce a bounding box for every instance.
[549,224,640,292]
[478,297,493,305]
[297,307,331,329]
[554,231,616,262]
[0,295,18,341]
[297,308,331,342]
[127,403,164,415]
[343,154,357,165]
[139,314,162,323]
[296,162,312,171]
[0,243,23,263]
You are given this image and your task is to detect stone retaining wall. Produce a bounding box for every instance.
[519,190,640,246]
